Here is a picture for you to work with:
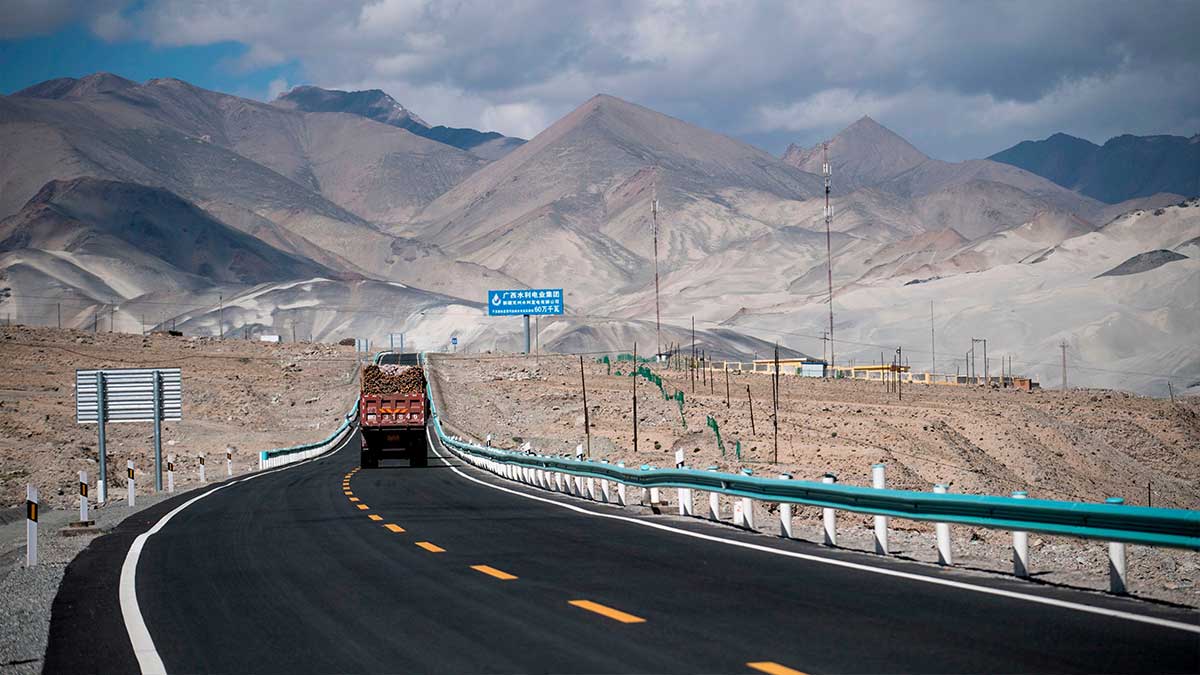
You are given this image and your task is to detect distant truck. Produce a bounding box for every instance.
[359,352,428,468]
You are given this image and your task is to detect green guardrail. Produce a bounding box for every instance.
[259,399,360,465]
[422,354,1199,550]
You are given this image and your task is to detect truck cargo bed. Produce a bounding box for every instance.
[360,394,426,428]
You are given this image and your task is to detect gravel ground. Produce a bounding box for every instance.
[429,352,1200,607]
[0,495,174,674]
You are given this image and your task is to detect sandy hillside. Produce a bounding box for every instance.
[0,325,360,509]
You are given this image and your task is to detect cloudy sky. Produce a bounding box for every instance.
[2,0,1198,159]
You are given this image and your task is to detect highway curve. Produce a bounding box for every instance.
[45,427,1199,674]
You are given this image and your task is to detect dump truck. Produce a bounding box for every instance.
[359,352,428,468]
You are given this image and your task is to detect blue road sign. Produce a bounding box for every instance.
[487,289,564,316]
[451,336,458,345]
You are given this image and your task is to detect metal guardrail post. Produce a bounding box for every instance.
[616,462,627,505]
[1107,497,1128,594]
[779,473,793,538]
[934,484,952,565]
[1012,491,1029,577]
[739,468,755,530]
[872,463,888,554]
[822,473,838,546]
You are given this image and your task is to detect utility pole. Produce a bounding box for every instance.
[691,316,696,393]
[57,303,61,329]
[971,338,987,385]
[651,183,662,359]
[110,304,115,333]
[218,294,224,339]
[896,347,903,401]
[822,143,835,368]
[632,342,639,454]
[930,301,935,375]
[1060,340,1068,392]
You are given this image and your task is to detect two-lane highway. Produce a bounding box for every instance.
[45,427,1199,673]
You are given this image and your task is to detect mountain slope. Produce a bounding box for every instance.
[990,132,1200,203]
[410,94,824,303]
[782,116,928,191]
[273,85,525,159]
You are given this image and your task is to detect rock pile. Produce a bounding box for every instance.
[362,364,426,395]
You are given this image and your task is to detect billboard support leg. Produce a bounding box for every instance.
[96,373,108,503]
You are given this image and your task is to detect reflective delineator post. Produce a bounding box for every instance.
[1012,491,1029,578]
[872,463,889,554]
[822,473,838,546]
[79,470,89,523]
[1106,497,1127,594]
[934,484,952,565]
[616,462,627,506]
[707,466,720,521]
[127,460,136,507]
[199,453,206,483]
[167,455,175,493]
[26,484,38,567]
[778,473,793,538]
[226,447,233,477]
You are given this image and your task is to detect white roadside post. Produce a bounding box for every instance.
[675,450,692,516]
[26,484,38,567]
[199,453,206,483]
[822,473,838,546]
[600,461,611,503]
[872,463,889,554]
[647,463,660,506]
[933,484,952,565]
[555,471,565,492]
[707,466,721,521]
[127,460,136,507]
[616,462,627,506]
[79,471,89,523]
[1106,497,1127,594]
[739,468,755,531]
[167,455,175,493]
[779,473,793,538]
[1012,491,1030,578]
[226,447,233,477]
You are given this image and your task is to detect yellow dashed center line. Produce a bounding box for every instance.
[747,662,808,675]
[349,497,360,502]
[416,542,445,553]
[471,565,518,580]
[356,504,369,510]
[568,600,645,624]
[343,491,353,496]
[368,514,383,521]
[384,524,405,533]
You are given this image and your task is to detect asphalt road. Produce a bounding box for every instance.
[45,427,1199,674]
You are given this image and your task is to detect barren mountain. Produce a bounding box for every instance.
[783,116,928,191]
[991,132,1200,203]
[410,94,824,302]
[0,177,336,286]
[274,85,525,159]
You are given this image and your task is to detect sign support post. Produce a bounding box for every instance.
[153,370,163,492]
[523,315,531,354]
[96,372,107,503]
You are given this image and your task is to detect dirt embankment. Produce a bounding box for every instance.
[0,325,360,509]
[428,353,1200,605]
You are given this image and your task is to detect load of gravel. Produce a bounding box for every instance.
[362,364,426,395]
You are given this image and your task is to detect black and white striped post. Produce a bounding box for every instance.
[167,455,175,493]
[26,484,38,567]
[226,448,233,477]
[79,471,89,522]
[199,453,206,483]
[127,460,136,507]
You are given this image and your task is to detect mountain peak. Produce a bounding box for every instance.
[14,72,137,99]
[782,116,928,190]
[273,84,429,129]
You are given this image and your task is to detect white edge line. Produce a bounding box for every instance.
[120,428,356,674]
[427,426,1200,635]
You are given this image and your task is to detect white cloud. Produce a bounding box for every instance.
[11,0,1199,158]
[266,76,290,100]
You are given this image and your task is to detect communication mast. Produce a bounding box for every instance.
[823,143,835,368]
